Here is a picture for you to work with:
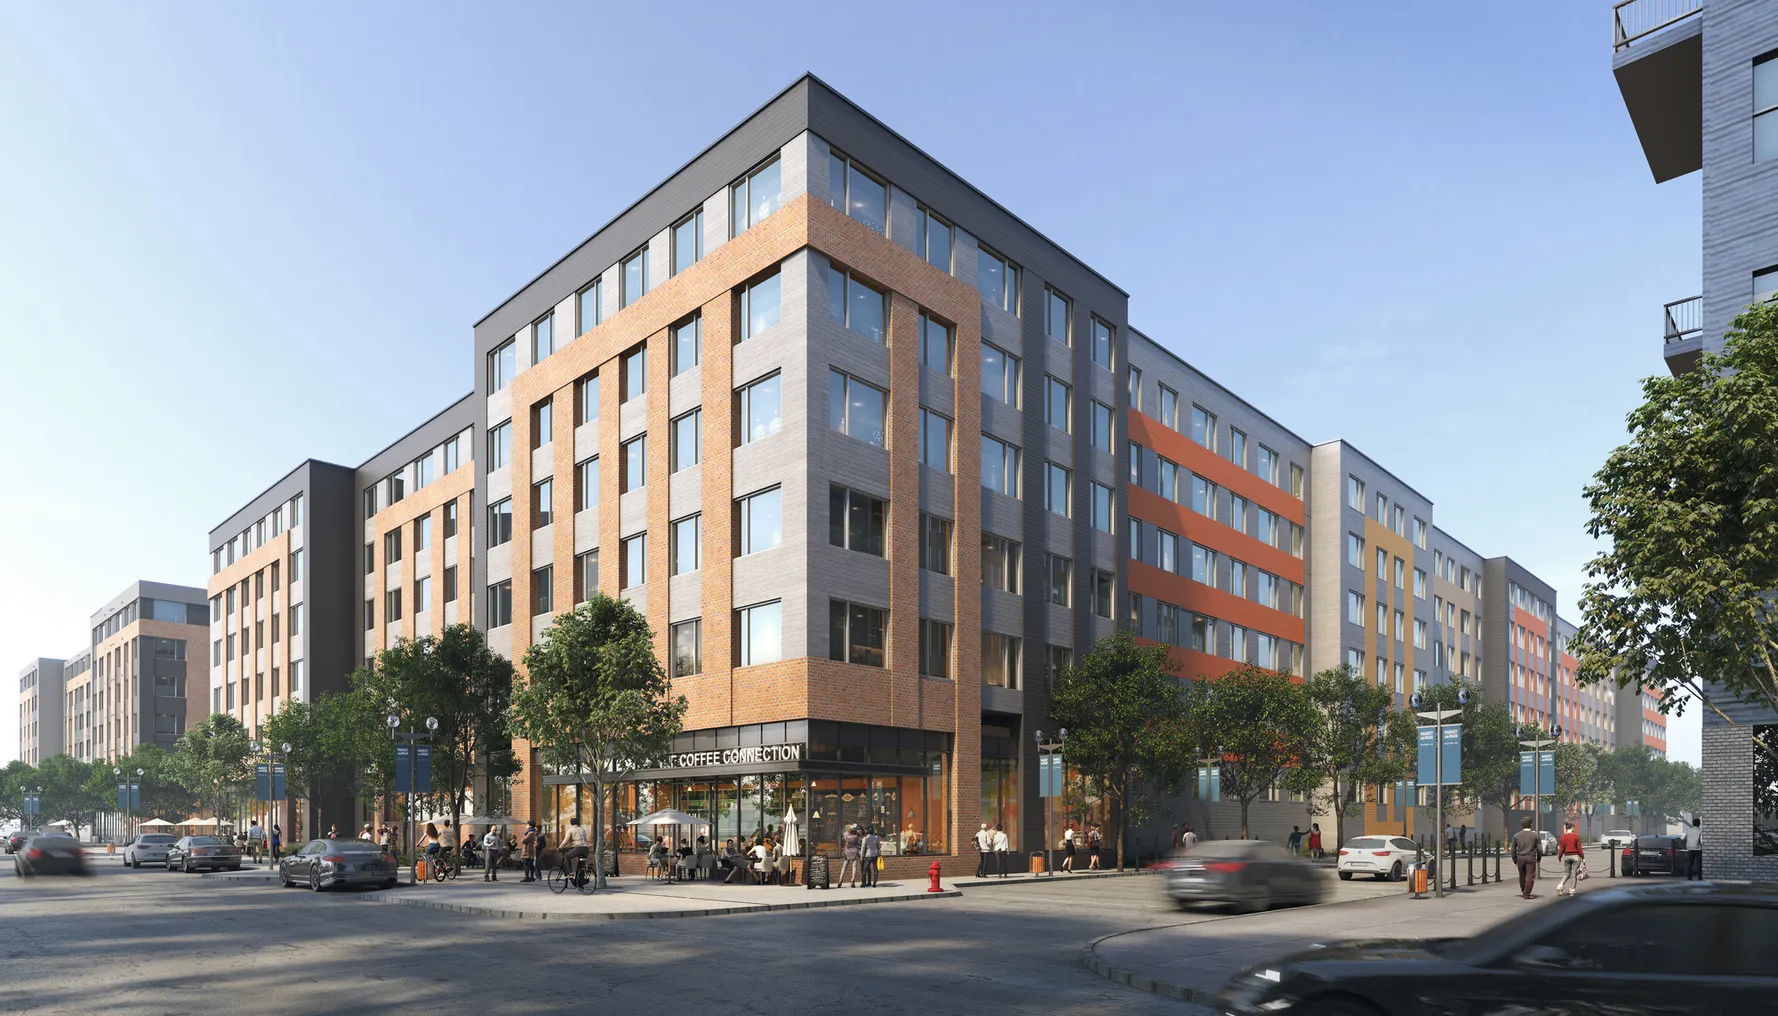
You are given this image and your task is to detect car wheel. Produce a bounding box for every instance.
[381,879,397,890]
[279,866,293,889]
[1388,862,1403,882]
[1337,872,1353,881]
[309,869,323,892]
[183,859,193,874]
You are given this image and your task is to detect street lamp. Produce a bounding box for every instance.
[389,713,438,883]
[1411,688,1467,899]
[249,740,292,859]
[113,766,145,842]
[1518,724,1563,844]
[22,785,43,828]
[1035,728,1066,877]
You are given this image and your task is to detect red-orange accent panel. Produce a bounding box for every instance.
[1126,560,1306,643]
[1126,410,1304,526]
[1126,486,1304,585]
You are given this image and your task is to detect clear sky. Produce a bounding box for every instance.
[0,1,1703,765]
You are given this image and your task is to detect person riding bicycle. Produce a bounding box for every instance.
[562,817,590,886]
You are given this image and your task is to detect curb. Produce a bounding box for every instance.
[952,869,1150,888]
[348,887,963,921]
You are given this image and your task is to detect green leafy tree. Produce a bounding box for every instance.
[263,689,392,836]
[1414,684,1525,839]
[1049,631,1193,869]
[170,713,254,823]
[511,595,686,889]
[1190,665,1322,840]
[1301,666,1417,852]
[1573,302,1778,747]
[0,760,35,826]
[1554,740,1605,825]
[39,755,102,839]
[114,744,199,822]
[1598,744,1701,828]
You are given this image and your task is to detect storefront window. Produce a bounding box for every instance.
[982,754,1019,850]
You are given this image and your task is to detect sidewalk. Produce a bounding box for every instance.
[345,873,960,920]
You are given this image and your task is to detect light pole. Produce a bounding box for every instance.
[113,766,144,843]
[23,786,42,828]
[388,713,438,883]
[249,740,291,860]
[1035,728,1066,877]
[1412,688,1467,899]
[1518,724,1562,845]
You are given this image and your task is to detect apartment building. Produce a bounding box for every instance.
[1615,682,1670,756]
[61,649,90,761]
[1427,527,1486,692]
[18,658,65,766]
[1551,616,1622,749]
[67,582,210,764]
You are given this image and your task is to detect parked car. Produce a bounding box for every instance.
[14,833,88,876]
[277,838,398,891]
[1601,828,1636,851]
[1624,834,1687,877]
[6,831,33,854]
[1162,839,1324,913]
[1336,835,1420,882]
[1218,882,1778,1014]
[166,835,242,873]
[123,833,176,868]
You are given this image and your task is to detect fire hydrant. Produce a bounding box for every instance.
[927,860,943,893]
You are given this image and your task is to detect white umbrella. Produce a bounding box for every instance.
[138,818,175,828]
[47,819,74,827]
[626,809,703,828]
[181,817,220,827]
[782,806,801,856]
[461,815,525,827]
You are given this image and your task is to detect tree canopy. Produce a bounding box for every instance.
[263,688,392,835]
[1189,665,1321,839]
[1301,666,1415,851]
[169,713,253,822]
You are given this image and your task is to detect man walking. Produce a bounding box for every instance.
[520,820,539,883]
[974,823,993,877]
[1182,824,1199,853]
[1555,820,1585,897]
[1685,815,1703,880]
[247,819,265,862]
[993,823,1010,878]
[1511,817,1542,898]
[481,826,504,881]
[861,825,882,887]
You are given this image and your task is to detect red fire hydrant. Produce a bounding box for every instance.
[927,860,943,893]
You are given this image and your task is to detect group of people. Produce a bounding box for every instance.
[972,823,1011,877]
[236,820,282,861]
[1170,824,1200,853]
[1284,824,1323,859]
[1057,823,1105,871]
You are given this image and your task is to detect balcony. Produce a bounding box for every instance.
[1612,0,1702,183]
[1662,294,1703,375]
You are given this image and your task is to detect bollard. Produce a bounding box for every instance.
[1609,841,1618,878]
[927,861,943,893]
[1468,841,1475,886]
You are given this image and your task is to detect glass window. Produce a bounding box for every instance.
[1045,376,1070,432]
[1046,553,1073,607]
[532,398,553,448]
[290,549,302,582]
[576,458,599,513]
[533,479,553,529]
[1158,529,1180,573]
[1757,55,1778,163]
[386,471,405,505]
[1043,287,1069,344]
[414,452,434,489]
[575,550,599,603]
[1349,475,1365,509]
[742,271,782,339]
[414,514,431,551]
[486,580,512,629]
[919,619,953,679]
[918,207,951,271]
[672,315,700,375]
[671,515,701,575]
[982,533,1020,593]
[982,632,1021,689]
[1190,474,1216,518]
[738,487,781,555]
[1128,364,1143,410]
[919,313,951,374]
[672,210,703,276]
[1091,569,1113,618]
[671,410,702,471]
[976,246,1017,312]
[1254,444,1277,484]
[919,514,952,574]
[827,266,884,343]
[981,342,1020,406]
[1229,494,1248,534]
[1191,543,1219,586]
[736,600,782,667]
[1412,516,1428,549]
[981,435,1020,497]
[384,528,403,564]
[621,436,646,493]
[1044,462,1071,517]
[577,373,600,425]
[532,311,554,364]
[489,340,516,392]
[739,373,782,443]
[731,159,781,236]
[1158,385,1179,430]
[671,619,701,677]
[1757,265,1778,303]
[532,566,552,616]
[621,533,646,588]
[622,247,648,307]
[623,347,646,401]
[1090,318,1113,370]
[829,600,887,667]
[1091,482,1113,533]
[828,370,886,446]
[826,151,886,234]
[442,435,461,474]
[1414,569,1427,599]
[1348,533,1363,566]
[919,409,952,471]
[1347,591,1364,624]
[1090,400,1113,451]
[1191,406,1217,450]
[828,485,886,557]
[577,278,602,335]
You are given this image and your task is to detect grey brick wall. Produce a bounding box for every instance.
[1702,722,1778,881]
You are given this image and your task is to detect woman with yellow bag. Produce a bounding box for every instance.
[861,825,882,887]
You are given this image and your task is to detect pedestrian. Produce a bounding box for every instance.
[1306,823,1321,860]
[862,825,882,887]
[1287,825,1303,857]
[562,817,589,886]
[482,825,504,881]
[993,823,1009,879]
[1511,817,1541,898]
[1087,825,1103,870]
[1060,825,1076,871]
[327,824,339,839]
[270,824,282,861]
[1555,820,1585,897]
[520,820,540,883]
[839,824,863,887]
[1458,823,1468,849]
[360,823,374,841]
[1445,823,1456,856]
[1182,824,1199,853]
[1171,824,1182,849]
[974,823,993,877]
[247,819,265,861]
[1685,815,1703,880]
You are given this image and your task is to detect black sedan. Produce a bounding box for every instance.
[1623,834,1687,877]
[6,831,31,854]
[1163,839,1325,913]
[166,835,242,872]
[277,838,398,891]
[14,833,88,876]
[1219,882,1778,1015]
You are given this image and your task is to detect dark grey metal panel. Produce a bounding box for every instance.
[207,459,354,551]
[302,462,357,699]
[354,393,477,485]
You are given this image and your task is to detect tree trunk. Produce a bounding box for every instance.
[1240,797,1250,839]
[1332,778,1346,857]
[1111,775,1126,871]
[592,773,609,889]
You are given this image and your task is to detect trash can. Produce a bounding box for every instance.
[1029,851,1046,874]
[1408,861,1428,894]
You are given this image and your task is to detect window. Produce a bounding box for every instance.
[1394,557,1405,590]
[621,247,648,307]
[532,398,553,448]
[486,581,512,628]
[672,315,700,375]
[1757,265,1778,303]
[735,600,782,666]
[671,515,701,575]
[1129,441,1145,486]
[621,436,646,493]
[1091,569,1114,618]
[1391,504,1404,535]
[414,453,434,490]
[1046,554,1073,607]
[917,206,952,271]
[1229,560,1248,598]
[575,373,600,426]
[829,600,887,667]
[489,341,515,392]
[488,420,512,470]
[385,588,403,623]
[1757,54,1778,162]
[1393,609,1404,640]
[1044,376,1071,432]
[739,373,782,443]
[1090,401,1113,451]
[532,311,554,364]
[414,515,431,551]
[621,534,646,588]
[1347,533,1363,567]
[919,514,952,574]
[919,313,952,374]
[533,478,553,529]
[1253,445,1278,485]
[1412,516,1427,549]
[1189,475,1217,518]
[1090,482,1113,533]
[982,533,1021,593]
[731,158,782,235]
[577,278,602,335]
[1128,365,1143,410]
[1348,475,1365,510]
[1414,619,1427,650]
[1347,591,1364,624]
[1289,463,1304,498]
[574,551,598,603]
[919,620,953,679]
[976,246,1017,312]
[671,410,702,471]
[1090,318,1112,370]
[1191,406,1217,450]
[983,632,1021,689]
[1190,543,1217,585]
[919,409,952,471]
[1158,529,1180,573]
[737,487,781,555]
[1414,568,1427,599]
[385,471,405,505]
[1044,462,1071,517]
[670,619,701,677]
[828,370,886,446]
[827,267,884,342]
[1346,648,1363,673]
[488,498,513,547]
[290,550,302,582]
[364,542,375,575]
[414,575,431,614]
[828,485,886,556]
[444,566,458,602]
[672,210,703,276]
[623,347,646,402]
[1043,287,1070,344]
[384,529,403,564]
[576,458,599,513]
[1228,625,1247,662]
[1158,385,1179,429]
[981,343,1020,407]
[826,150,886,233]
[1228,494,1248,534]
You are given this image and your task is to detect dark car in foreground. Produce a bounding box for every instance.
[1219,882,1778,1015]
[1623,834,1687,877]
[166,835,242,872]
[1163,839,1325,913]
[277,838,398,891]
[15,833,88,876]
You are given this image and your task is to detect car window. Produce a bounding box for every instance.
[1249,842,1291,862]
[141,835,174,844]
[189,836,219,846]
[1346,837,1387,849]
[1719,905,1778,977]
[1391,838,1418,851]
[1534,903,1726,975]
[306,840,325,854]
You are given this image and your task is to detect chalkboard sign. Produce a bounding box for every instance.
[601,850,618,878]
[806,852,830,890]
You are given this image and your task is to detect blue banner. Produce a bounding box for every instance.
[1417,724,1463,785]
[1441,724,1462,785]
[1197,766,1221,802]
[1518,750,1555,797]
[116,783,139,811]
[272,763,286,802]
[415,744,432,794]
[255,762,271,801]
[395,744,411,793]
[1038,755,1063,798]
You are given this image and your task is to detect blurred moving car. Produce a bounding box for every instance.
[1163,840,1324,913]
[1219,883,1778,1014]
[277,838,398,891]
[14,833,88,876]
[6,831,32,854]
[1336,836,1419,882]
[1601,828,1636,851]
[166,835,242,873]
[1623,834,1688,877]
[122,833,176,868]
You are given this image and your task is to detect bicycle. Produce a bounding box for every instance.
[428,847,461,883]
[547,853,595,895]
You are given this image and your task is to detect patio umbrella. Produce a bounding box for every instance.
[460,815,525,827]
[137,818,175,828]
[47,819,73,827]
[781,806,800,856]
[182,817,220,827]
[627,809,703,828]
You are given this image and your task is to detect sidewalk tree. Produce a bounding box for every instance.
[1415,684,1522,839]
[1302,665,1416,852]
[0,760,34,825]
[263,689,391,836]
[169,713,254,823]
[1191,665,1322,839]
[114,744,198,822]
[1049,631,1193,869]
[40,755,103,840]
[511,594,686,889]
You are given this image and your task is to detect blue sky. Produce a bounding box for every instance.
[0,1,1702,765]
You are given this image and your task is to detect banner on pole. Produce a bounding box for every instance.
[394,744,411,794]
[255,762,271,802]
[1038,755,1064,798]
[1518,750,1555,797]
[1417,725,1463,785]
[1197,766,1221,802]
[415,744,432,794]
[272,763,286,802]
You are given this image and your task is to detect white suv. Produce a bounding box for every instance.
[123,833,176,868]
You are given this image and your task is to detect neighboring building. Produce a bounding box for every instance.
[1427,527,1486,692]
[1482,557,1560,733]
[60,649,90,761]
[1613,0,1777,879]
[1614,681,1670,756]
[18,658,65,766]
[1551,617,1620,750]
[71,581,210,764]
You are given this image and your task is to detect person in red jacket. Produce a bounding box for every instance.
[1556,821,1586,897]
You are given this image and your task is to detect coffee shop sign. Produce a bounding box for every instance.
[662,743,806,770]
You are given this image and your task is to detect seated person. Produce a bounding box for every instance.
[460,836,481,866]
[719,838,743,870]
